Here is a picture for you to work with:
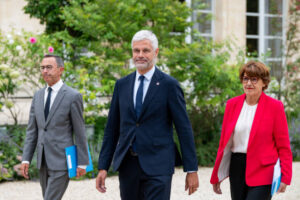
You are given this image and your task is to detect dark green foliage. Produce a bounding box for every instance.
[24,0,70,34]
[88,116,107,161]
[195,138,219,167]
[21,0,244,167]
[162,38,244,165]
[282,1,300,159]
[0,126,39,181]
[290,118,300,161]
[7,0,298,174]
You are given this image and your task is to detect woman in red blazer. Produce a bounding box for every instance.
[210,61,292,200]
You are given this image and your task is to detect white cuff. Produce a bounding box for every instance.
[78,165,87,170]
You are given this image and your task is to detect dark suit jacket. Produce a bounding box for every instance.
[98,67,198,176]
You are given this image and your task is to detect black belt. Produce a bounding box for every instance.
[129,148,138,156]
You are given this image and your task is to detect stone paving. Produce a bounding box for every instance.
[1,162,299,200]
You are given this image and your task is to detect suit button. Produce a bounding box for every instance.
[44,128,47,132]
[136,123,139,127]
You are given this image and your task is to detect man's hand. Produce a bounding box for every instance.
[20,163,29,179]
[185,172,199,195]
[96,170,108,193]
[76,168,86,178]
[277,182,287,193]
[213,182,222,194]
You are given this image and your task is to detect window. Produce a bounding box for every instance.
[190,0,214,41]
[246,0,286,78]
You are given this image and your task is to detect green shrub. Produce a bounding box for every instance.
[0,126,39,181]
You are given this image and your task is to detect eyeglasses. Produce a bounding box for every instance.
[40,65,54,71]
[242,76,259,84]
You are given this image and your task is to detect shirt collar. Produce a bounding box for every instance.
[136,66,156,81]
[47,79,63,92]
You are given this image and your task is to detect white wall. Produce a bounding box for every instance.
[214,0,246,63]
[0,0,44,33]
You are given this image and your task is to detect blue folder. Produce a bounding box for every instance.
[271,159,281,196]
[65,144,93,178]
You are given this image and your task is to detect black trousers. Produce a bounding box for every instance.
[118,151,172,200]
[229,153,272,200]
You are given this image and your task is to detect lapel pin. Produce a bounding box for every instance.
[156,82,160,86]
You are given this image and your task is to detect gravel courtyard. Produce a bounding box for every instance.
[1,162,299,200]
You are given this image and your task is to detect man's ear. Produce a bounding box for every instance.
[60,67,64,74]
[155,48,159,56]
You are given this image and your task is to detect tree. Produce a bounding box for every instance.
[24,0,70,34]
[61,0,245,165]
[56,0,192,120]
[0,31,49,124]
[283,0,300,159]
[162,38,243,165]
[284,0,300,119]
[22,0,244,165]
[0,63,20,124]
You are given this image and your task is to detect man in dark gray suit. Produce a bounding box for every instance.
[21,54,89,200]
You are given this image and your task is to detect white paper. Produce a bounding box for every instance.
[271,158,281,196]
[67,155,72,169]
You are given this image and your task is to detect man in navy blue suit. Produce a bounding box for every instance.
[96,30,199,200]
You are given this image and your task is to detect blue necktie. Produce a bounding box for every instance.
[44,87,52,120]
[132,75,145,153]
[135,75,145,118]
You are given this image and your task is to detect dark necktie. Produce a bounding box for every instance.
[135,75,145,118]
[132,75,145,153]
[44,87,52,120]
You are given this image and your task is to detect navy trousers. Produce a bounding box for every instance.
[229,153,272,200]
[118,151,172,200]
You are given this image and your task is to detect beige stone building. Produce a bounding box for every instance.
[0,0,297,125]
[0,0,44,33]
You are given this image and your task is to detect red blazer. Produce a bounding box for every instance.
[210,92,292,186]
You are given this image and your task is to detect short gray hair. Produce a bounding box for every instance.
[43,54,64,67]
[131,30,158,50]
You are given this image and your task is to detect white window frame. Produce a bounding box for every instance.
[246,0,287,65]
[186,0,215,43]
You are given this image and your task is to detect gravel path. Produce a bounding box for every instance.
[1,162,299,200]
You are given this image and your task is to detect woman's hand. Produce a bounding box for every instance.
[277,182,287,193]
[213,182,222,194]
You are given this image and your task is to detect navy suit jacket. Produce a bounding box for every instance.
[98,67,198,176]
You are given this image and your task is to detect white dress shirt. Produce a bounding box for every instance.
[133,66,155,107]
[231,100,258,153]
[44,79,64,109]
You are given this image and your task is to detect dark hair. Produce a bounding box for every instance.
[43,54,64,67]
[239,61,270,91]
